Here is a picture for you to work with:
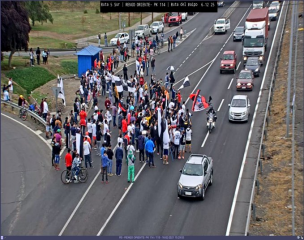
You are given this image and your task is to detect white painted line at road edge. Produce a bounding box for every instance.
[217,99,225,112]
[227,78,234,89]
[185,5,252,106]
[1,113,51,151]
[201,132,209,148]
[225,2,285,236]
[97,162,147,236]
[236,61,241,71]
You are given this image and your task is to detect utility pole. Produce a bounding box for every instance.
[286,1,295,137]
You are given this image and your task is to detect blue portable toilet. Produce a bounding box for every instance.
[76,45,102,77]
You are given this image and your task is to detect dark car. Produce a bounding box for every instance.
[233,26,245,41]
[244,57,260,77]
[236,70,254,91]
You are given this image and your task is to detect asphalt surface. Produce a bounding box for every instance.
[1,3,283,236]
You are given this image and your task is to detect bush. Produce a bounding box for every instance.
[84,9,88,14]
[95,8,99,14]
[6,67,55,94]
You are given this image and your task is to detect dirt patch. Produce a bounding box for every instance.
[249,2,304,236]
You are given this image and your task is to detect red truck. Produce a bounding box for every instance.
[167,12,182,27]
[243,8,269,65]
[220,50,237,74]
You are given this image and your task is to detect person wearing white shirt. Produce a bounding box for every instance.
[43,99,49,120]
[8,78,13,100]
[105,110,112,130]
[117,134,124,146]
[139,86,144,99]
[103,120,109,141]
[185,126,192,153]
[92,120,97,149]
[83,138,92,168]
[87,118,93,140]
[163,141,170,165]
[3,89,10,101]
[173,127,181,159]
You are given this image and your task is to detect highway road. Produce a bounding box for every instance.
[1,2,285,236]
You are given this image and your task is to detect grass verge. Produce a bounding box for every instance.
[29,36,76,49]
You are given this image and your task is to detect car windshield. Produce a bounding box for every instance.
[235,28,244,33]
[253,1,263,4]
[137,26,144,30]
[114,34,121,38]
[271,2,279,6]
[182,163,203,176]
[269,8,277,13]
[239,72,252,79]
[243,38,264,47]
[231,99,247,107]
[151,22,158,26]
[171,12,179,16]
[246,59,258,66]
[216,19,225,24]
[223,54,234,60]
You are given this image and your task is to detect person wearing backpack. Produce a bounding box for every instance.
[127,150,136,183]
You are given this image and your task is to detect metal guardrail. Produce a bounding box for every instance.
[1,99,47,126]
[244,1,290,235]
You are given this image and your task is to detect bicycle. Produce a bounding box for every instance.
[61,167,88,184]
[19,107,27,121]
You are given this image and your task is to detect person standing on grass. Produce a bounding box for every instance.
[127,150,136,183]
[101,151,109,184]
[104,33,108,47]
[107,144,114,176]
[98,33,101,47]
[36,47,41,65]
[29,48,34,66]
[145,136,155,168]
[115,142,124,176]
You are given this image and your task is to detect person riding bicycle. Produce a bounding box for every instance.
[72,153,81,183]
[206,106,217,122]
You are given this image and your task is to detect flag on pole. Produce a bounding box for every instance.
[113,76,123,93]
[178,76,190,90]
[189,89,209,112]
[57,77,66,106]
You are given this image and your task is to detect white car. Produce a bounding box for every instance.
[270,1,280,12]
[214,18,230,34]
[217,1,225,7]
[181,12,188,21]
[110,33,129,46]
[269,7,278,21]
[150,21,164,34]
[135,24,151,39]
[228,95,251,122]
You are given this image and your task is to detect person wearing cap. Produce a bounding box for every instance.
[127,149,136,183]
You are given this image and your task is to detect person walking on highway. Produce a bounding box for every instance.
[167,36,171,52]
[138,131,145,163]
[173,35,177,48]
[151,57,155,75]
[123,64,128,81]
[180,27,184,40]
[170,36,174,51]
[145,136,155,167]
[146,58,150,76]
[173,126,181,159]
[115,142,124,176]
[107,144,114,176]
[53,138,61,170]
[83,137,92,168]
[101,152,109,183]
[127,149,136,183]
[104,32,108,47]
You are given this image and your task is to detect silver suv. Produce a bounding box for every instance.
[228,95,251,122]
[177,154,213,200]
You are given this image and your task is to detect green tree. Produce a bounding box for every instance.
[25,1,53,26]
[1,1,31,68]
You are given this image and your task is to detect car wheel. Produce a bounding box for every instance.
[209,173,213,186]
[200,187,205,201]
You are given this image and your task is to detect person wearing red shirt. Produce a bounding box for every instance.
[105,97,111,109]
[65,148,73,178]
[84,132,92,145]
[177,91,182,108]
[79,108,87,134]
[107,61,111,72]
[122,117,128,135]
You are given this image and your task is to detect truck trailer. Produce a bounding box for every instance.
[243,8,269,65]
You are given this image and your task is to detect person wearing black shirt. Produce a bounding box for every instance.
[36,47,41,65]
[107,145,114,176]
[179,112,185,130]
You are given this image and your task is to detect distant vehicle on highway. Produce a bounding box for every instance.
[135,24,151,38]
[220,50,237,74]
[233,26,245,41]
[270,1,280,12]
[214,17,231,34]
[253,0,265,9]
[244,57,261,77]
[181,12,188,21]
[236,70,254,91]
[110,33,129,46]
[269,7,279,21]
[150,21,164,34]
[168,12,182,26]
[217,1,225,7]
[177,154,213,200]
[228,95,251,122]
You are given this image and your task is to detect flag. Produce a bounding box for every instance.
[178,76,190,90]
[118,101,127,112]
[189,89,209,112]
[163,119,170,144]
[57,78,66,106]
[113,76,123,93]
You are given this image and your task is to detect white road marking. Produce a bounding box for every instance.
[236,61,241,70]
[225,2,285,236]
[186,57,189,60]
[173,60,214,86]
[97,162,147,236]
[227,78,234,89]
[192,51,194,54]
[182,60,185,63]
[217,99,225,112]
[201,132,209,148]
[35,130,42,135]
